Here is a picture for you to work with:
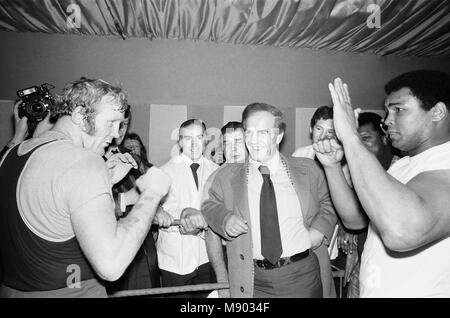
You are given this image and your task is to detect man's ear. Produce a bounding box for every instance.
[276,131,284,145]
[71,106,88,131]
[430,102,448,122]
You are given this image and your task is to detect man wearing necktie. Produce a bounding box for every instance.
[154,119,218,296]
[202,103,336,297]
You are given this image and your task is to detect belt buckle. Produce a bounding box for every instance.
[256,258,288,269]
[266,258,285,269]
[262,259,272,269]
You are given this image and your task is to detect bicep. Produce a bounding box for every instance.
[407,170,450,242]
[70,193,117,275]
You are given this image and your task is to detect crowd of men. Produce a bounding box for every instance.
[0,69,449,298]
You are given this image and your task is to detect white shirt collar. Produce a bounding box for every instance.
[180,153,204,166]
[249,151,280,174]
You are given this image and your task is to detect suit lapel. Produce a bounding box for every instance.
[232,162,253,246]
[282,154,311,224]
[233,163,251,221]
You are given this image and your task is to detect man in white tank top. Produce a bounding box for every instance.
[313,70,450,297]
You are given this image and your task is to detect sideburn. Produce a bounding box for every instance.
[83,110,97,135]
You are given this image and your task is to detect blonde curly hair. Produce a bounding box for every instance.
[51,77,127,133]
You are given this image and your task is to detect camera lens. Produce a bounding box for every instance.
[30,102,45,115]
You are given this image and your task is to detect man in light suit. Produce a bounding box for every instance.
[202,102,336,297]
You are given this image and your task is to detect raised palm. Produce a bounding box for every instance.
[328,78,359,143]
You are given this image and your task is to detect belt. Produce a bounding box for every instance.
[253,249,310,270]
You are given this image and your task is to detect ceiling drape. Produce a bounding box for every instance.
[0,0,448,57]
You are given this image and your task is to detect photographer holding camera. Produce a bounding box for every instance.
[0,100,54,161]
[0,77,171,297]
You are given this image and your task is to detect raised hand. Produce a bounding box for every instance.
[106,152,138,184]
[328,78,359,143]
[11,100,29,144]
[312,138,344,167]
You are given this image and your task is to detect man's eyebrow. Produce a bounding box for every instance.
[386,102,402,108]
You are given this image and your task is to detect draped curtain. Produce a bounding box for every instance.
[0,0,449,57]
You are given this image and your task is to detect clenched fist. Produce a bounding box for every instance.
[224,214,248,238]
[136,166,171,198]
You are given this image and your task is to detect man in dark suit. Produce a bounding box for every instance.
[202,102,336,298]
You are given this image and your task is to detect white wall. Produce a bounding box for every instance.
[1,30,448,158]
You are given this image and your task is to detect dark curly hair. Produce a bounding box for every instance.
[385,70,450,111]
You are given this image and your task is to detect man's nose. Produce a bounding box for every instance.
[111,126,120,139]
[384,112,394,127]
[319,130,327,139]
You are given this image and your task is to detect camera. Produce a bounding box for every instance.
[16,83,55,123]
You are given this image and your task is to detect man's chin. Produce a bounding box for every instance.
[249,154,263,163]
[189,155,202,162]
[96,148,106,156]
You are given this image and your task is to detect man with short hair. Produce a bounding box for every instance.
[202,121,248,298]
[202,103,336,298]
[154,119,218,296]
[221,121,247,164]
[0,77,170,297]
[316,70,450,297]
[293,105,335,159]
[357,112,397,171]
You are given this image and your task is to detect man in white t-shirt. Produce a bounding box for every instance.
[314,70,450,297]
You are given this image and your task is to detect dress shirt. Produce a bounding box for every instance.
[248,151,311,260]
[157,154,218,274]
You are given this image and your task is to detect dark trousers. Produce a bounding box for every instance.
[160,262,216,298]
[253,253,322,298]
